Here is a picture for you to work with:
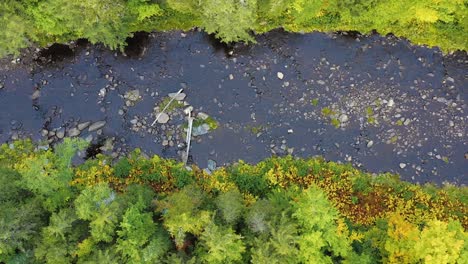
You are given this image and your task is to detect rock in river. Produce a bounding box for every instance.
[197,112,209,120]
[67,128,81,137]
[78,121,90,131]
[125,89,141,102]
[156,113,170,124]
[168,92,186,101]
[339,114,349,123]
[88,120,107,132]
[56,128,65,139]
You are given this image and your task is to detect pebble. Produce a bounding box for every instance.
[339,114,349,123]
[156,113,170,124]
[317,80,325,85]
[88,120,107,132]
[162,140,169,146]
[277,72,284,79]
[99,88,106,97]
[399,163,406,169]
[387,99,395,107]
[367,140,374,148]
[288,129,294,134]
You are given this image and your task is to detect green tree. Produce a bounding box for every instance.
[0,1,32,57]
[30,0,129,48]
[35,208,80,263]
[215,188,245,225]
[256,0,291,32]
[74,184,122,242]
[201,0,257,43]
[196,222,246,263]
[245,199,274,234]
[157,185,211,248]
[0,200,44,262]
[116,205,171,263]
[250,214,299,263]
[291,186,353,263]
[16,138,87,212]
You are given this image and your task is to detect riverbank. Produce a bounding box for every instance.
[1,0,466,57]
[0,138,466,263]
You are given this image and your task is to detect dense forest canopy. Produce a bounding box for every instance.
[0,0,467,57]
[0,139,466,263]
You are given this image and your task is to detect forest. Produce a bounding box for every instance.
[0,0,467,57]
[0,138,466,263]
[0,1,467,263]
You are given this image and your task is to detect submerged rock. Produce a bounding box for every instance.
[207,159,217,171]
[192,124,210,136]
[197,112,209,120]
[125,89,141,102]
[31,90,41,100]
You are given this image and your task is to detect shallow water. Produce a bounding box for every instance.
[0,30,466,184]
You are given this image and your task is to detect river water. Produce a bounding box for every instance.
[0,30,466,184]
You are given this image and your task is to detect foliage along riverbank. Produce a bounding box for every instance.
[1,0,467,57]
[0,138,466,263]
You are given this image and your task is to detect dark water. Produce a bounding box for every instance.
[0,30,466,185]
